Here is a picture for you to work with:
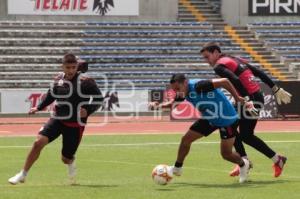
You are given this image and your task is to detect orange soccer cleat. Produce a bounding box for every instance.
[273,155,287,178]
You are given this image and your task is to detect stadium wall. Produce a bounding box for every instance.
[0,89,149,114]
[0,0,178,21]
[222,0,300,26]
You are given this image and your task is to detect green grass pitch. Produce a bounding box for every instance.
[0,132,299,199]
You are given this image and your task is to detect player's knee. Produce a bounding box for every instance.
[32,139,47,151]
[181,135,192,146]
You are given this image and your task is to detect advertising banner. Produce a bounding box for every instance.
[249,0,300,16]
[8,0,139,16]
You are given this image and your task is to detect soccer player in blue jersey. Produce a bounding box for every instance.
[150,74,254,183]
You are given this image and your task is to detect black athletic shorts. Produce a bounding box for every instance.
[189,119,238,139]
[39,118,85,159]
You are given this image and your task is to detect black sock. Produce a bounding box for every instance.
[175,161,183,168]
[234,135,247,157]
[239,160,245,167]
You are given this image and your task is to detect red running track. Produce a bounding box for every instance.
[0,116,299,136]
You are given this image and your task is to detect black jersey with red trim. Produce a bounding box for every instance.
[214,55,275,96]
[37,72,103,123]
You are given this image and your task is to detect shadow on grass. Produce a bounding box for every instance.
[154,188,175,191]
[1,183,119,189]
[70,183,119,188]
[172,179,291,189]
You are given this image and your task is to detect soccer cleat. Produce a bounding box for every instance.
[230,164,240,177]
[273,155,287,178]
[8,172,26,185]
[239,158,250,183]
[171,166,183,176]
[230,161,253,177]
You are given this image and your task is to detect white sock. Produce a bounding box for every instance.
[21,169,27,176]
[271,154,279,163]
[68,161,75,168]
[68,161,76,175]
[68,161,76,180]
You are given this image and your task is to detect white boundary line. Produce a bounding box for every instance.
[0,131,300,138]
[87,159,300,180]
[1,140,300,148]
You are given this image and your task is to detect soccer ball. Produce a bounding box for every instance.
[151,164,173,185]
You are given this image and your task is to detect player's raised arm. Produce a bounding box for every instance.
[149,74,187,110]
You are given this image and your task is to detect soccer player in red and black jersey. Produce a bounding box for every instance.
[200,42,292,178]
[8,53,103,185]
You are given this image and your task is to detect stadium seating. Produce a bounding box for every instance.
[0,21,213,29]
[178,0,297,80]
[248,22,300,79]
[0,38,233,47]
[0,46,245,55]
[0,20,256,89]
[248,22,300,28]
[264,38,300,45]
[1,2,297,90]
[178,0,225,26]
[0,18,288,89]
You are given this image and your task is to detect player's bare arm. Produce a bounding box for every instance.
[211,78,245,104]
[28,107,39,115]
[79,108,88,118]
[149,98,176,110]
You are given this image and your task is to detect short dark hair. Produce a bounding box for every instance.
[62,53,77,64]
[200,42,221,53]
[170,74,187,84]
[77,59,89,73]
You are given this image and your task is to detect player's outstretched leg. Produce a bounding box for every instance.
[8,135,48,185]
[172,129,203,177]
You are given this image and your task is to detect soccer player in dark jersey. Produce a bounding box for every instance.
[150,74,254,183]
[8,53,103,185]
[200,42,292,178]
